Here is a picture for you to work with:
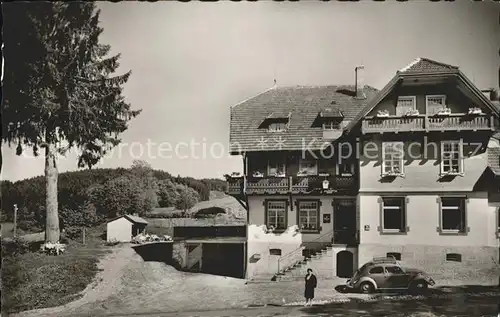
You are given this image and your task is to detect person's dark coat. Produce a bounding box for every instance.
[304,273,317,299]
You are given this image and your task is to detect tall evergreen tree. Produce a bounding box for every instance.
[2,2,141,243]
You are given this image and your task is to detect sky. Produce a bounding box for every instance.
[2,1,499,182]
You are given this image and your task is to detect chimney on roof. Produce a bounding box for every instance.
[482,89,499,101]
[355,66,365,99]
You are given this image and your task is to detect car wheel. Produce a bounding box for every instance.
[359,282,375,294]
[410,280,428,294]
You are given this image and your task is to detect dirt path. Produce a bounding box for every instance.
[13,244,135,317]
[13,244,500,317]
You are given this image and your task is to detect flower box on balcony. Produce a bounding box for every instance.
[468,107,483,115]
[405,110,420,117]
[230,172,241,177]
[297,171,308,177]
[436,108,452,116]
[275,172,286,178]
[300,224,320,233]
[440,169,463,177]
[318,173,330,177]
[382,170,404,178]
[252,171,264,178]
[376,110,390,118]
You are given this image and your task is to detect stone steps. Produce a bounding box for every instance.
[276,246,335,280]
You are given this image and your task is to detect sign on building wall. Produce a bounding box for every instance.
[323,214,331,223]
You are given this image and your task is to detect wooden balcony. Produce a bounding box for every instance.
[362,114,495,134]
[226,175,357,196]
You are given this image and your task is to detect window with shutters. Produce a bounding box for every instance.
[297,200,320,233]
[440,140,463,175]
[382,142,404,176]
[265,200,287,231]
[426,95,447,115]
[396,96,416,116]
[439,197,467,234]
[380,197,408,233]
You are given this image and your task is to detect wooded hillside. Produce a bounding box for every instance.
[1,160,227,233]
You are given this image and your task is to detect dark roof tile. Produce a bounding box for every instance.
[398,57,458,74]
[229,85,378,153]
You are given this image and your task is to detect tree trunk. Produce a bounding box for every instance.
[45,143,60,243]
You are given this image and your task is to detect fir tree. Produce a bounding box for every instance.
[2,2,141,244]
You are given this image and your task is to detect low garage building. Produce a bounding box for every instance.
[172,226,246,278]
[107,214,148,242]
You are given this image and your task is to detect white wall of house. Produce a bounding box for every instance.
[246,195,339,279]
[357,192,499,282]
[107,217,133,242]
[359,192,498,247]
[358,139,489,193]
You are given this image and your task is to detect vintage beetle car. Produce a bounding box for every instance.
[345,256,435,294]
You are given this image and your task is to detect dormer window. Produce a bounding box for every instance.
[268,122,287,132]
[260,112,291,132]
[323,120,341,130]
[426,95,447,115]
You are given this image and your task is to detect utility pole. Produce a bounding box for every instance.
[13,204,18,237]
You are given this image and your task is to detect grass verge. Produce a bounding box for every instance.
[2,226,110,314]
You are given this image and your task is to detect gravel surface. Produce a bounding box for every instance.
[12,245,500,317]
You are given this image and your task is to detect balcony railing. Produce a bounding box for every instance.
[362,114,494,134]
[226,175,356,196]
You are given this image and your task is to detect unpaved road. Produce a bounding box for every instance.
[12,244,500,317]
[12,245,356,317]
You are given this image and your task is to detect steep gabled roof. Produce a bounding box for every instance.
[398,58,458,74]
[345,57,500,133]
[229,85,378,153]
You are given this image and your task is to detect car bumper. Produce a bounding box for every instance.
[345,279,357,290]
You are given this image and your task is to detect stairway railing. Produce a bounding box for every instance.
[277,229,334,274]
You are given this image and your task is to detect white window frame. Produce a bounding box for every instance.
[381,197,407,233]
[268,122,287,132]
[266,200,287,230]
[440,140,464,176]
[267,157,286,177]
[426,95,447,115]
[439,197,466,234]
[336,161,354,176]
[297,200,320,232]
[323,120,341,130]
[396,96,416,116]
[298,159,318,176]
[381,142,404,176]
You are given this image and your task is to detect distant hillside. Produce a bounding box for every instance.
[146,191,246,220]
[145,191,246,230]
[0,165,228,232]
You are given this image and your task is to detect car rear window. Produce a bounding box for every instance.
[369,266,383,274]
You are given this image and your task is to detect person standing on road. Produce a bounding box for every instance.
[304,268,317,306]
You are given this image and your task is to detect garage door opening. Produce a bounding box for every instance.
[202,243,245,278]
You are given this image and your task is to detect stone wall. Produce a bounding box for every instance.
[172,241,187,269]
[358,243,499,285]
